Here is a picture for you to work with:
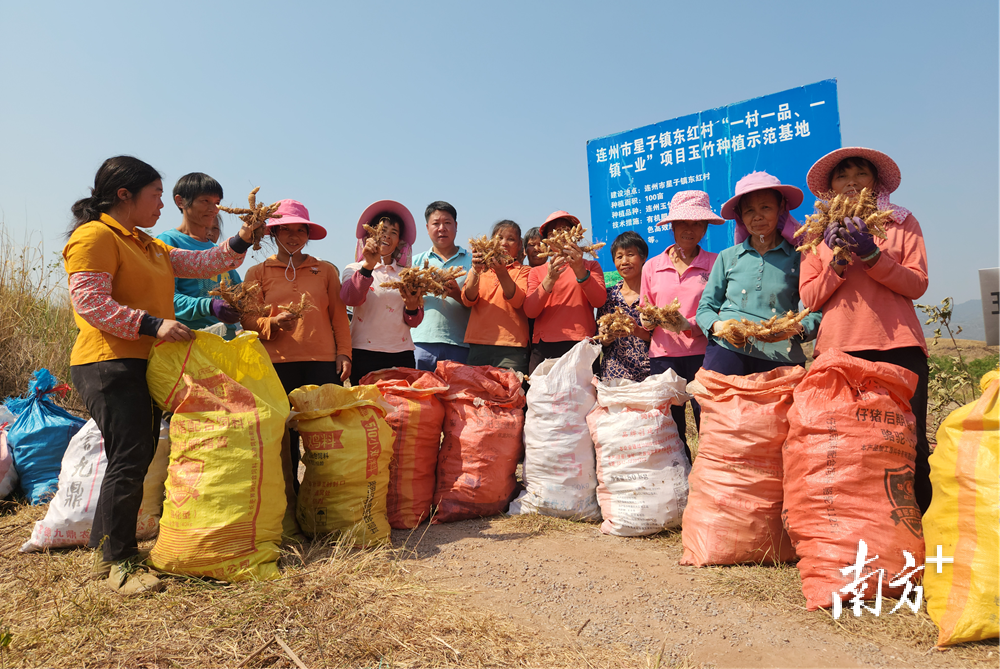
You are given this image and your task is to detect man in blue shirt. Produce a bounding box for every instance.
[411,201,473,370]
[156,173,242,338]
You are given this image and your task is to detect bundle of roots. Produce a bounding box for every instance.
[380,260,467,304]
[537,224,606,259]
[363,217,390,244]
[219,187,282,251]
[276,293,317,321]
[638,297,685,330]
[208,277,270,318]
[469,234,514,266]
[596,308,635,342]
[715,309,811,348]
[795,188,893,264]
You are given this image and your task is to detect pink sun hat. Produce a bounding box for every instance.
[720,171,804,221]
[266,199,327,240]
[806,146,901,197]
[539,210,581,238]
[657,190,724,226]
[354,200,416,246]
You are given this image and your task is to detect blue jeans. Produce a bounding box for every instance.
[414,342,469,371]
[702,341,797,376]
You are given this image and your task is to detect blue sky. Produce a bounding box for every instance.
[1,0,996,304]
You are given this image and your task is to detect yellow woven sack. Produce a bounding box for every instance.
[289,384,393,545]
[924,369,999,646]
[146,332,288,581]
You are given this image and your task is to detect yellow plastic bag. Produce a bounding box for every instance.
[146,332,288,581]
[289,384,393,545]
[924,369,999,646]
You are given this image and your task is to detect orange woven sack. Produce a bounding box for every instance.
[783,349,924,610]
[680,365,804,566]
[433,362,525,523]
[362,368,449,529]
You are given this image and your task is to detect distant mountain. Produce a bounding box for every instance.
[920,299,988,342]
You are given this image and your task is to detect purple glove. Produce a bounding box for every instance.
[844,216,878,258]
[210,298,241,324]
[823,223,850,265]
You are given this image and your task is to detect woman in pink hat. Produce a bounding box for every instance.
[241,199,352,491]
[639,190,724,458]
[799,147,931,513]
[340,201,424,384]
[523,210,607,374]
[696,172,821,376]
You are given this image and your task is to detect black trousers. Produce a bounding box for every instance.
[273,361,340,493]
[649,354,704,464]
[844,347,932,514]
[349,349,416,386]
[71,359,162,562]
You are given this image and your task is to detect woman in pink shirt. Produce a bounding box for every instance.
[523,210,607,374]
[639,191,723,458]
[799,147,931,513]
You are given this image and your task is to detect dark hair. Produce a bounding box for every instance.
[490,219,521,239]
[523,226,541,244]
[372,213,406,262]
[829,157,880,190]
[424,200,457,222]
[610,231,648,261]
[69,156,162,234]
[172,172,224,212]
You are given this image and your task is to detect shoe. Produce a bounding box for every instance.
[107,561,164,596]
[91,548,150,579]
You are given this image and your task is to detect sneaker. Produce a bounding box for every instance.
[91,549,150,580]
[107,560,164,596]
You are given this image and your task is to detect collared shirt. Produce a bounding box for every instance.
[461,263,531,348]
[523,259,607,343]
[640,245,718,358]
[411,246,473,347]
[64,214,176,364]
[341,261,422,353]
[157,228,242,334]
[696,237,822,364]
[241,255,352,363]
[800,212,928,356]
[597,281,650,381]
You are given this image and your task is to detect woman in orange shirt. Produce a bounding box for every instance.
[240,200,351,492]
[461,220,531,374]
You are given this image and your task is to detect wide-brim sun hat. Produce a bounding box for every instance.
[806,146,901,197]
[266,199,327,240]
[720,172,804,221]
[657,190,724,226]
[354,200,416,247]
[539,210,581,238]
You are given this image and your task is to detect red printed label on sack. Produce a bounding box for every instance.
[167,454,204,507]
[306,430,344,451]
[883,465,922,539]
[361,412,382,479]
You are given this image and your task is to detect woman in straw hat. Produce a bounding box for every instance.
[241,199,352,493]
[696,172,822,376]
[340,200,424,385]
[639,190,725,459]
[799,147,931,513]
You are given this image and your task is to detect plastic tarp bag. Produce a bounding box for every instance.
[588,371,691,536]
[6,369,85,504]
[434,361,526,523]
[513,339,602,520]
[783,349,924,610]
[0,406,19,499]
[924,369,999,646]
[680,366,804,566]
[290,384,393,545]
[146,332,288,582]
[362,368,448,529]
[136,421,170,540]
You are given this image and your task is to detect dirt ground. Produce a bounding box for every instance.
[394,516,997,669]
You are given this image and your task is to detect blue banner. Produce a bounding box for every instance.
[587,79,841,280]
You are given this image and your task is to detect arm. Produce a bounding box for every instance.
[172,289,213,323]
[327,269,353,359]
[522,265,549,319]
[863,215,929,300]
[581,260,607,308]
[168,236,248,279]
[798,249,845,311]
[695,255,728,337]
[506,266,528,309]
[403,307,424,328]
[339,266,373,306]
[461,252,484,305]
[68,272,191,342]
[798,308,823,342]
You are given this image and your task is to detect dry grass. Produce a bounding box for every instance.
[0,225,79,409]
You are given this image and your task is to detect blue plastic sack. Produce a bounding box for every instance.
[6,369,86,504]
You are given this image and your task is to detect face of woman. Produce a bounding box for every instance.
[496,227,522,262]
[525,236,545,267]
[613,246,644,281]
[129,180,165,228]
[739,190,782,239]
[378,221,401,258]
[275,224,310,254]
[671,220,708,251]
[830,162,877,198]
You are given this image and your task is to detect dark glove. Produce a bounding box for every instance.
[823,223,850,266]
[210,298,241,324]
[844,216,878,258]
